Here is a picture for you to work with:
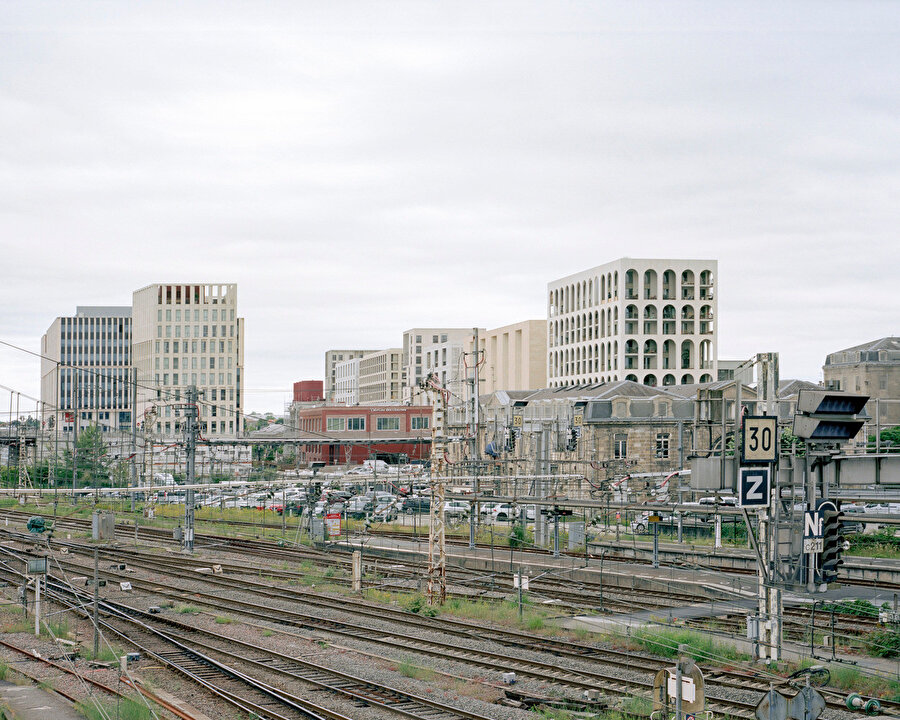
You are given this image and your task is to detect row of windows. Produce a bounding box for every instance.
[156,420,234,434]
[155,356,234,370]
[549,305,714,347]
[157,284,233,306]
[612,432,670,459]
[155,372,234,387]
[549,268,715,316]
[158,308,234,322]
[550,338,714,378]
[158,324,234,339]
[156,340,234,355]
[321,415,430,432]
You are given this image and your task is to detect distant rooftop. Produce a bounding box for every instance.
[826,337,900,366]
[74,306,131,318]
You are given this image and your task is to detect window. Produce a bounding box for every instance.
[347,417,365,431]
[376,416,401,431]
[656,433,670,459]
[614,433,627,458]
[326,417,346,431]
[411,416,430,430]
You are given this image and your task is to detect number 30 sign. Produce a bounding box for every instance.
[741,416,777,464]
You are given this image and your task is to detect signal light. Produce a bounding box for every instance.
[793,390,869,443]
[819,506,845,585]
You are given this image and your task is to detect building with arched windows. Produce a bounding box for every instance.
[547,258,717,388]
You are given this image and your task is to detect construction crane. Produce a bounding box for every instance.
[421,372,449,605]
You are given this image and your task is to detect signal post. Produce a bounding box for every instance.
[740,413,779,663]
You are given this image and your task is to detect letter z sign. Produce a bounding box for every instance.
[739,467,770,508]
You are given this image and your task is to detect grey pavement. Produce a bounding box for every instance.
[0,679,84,719]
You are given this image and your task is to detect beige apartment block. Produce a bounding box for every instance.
[548,258,717,388]
[470,319,547,394]
[358,348,402,404]
[401,328,475,404]
[324,349,376,401]
[132,283,244,437]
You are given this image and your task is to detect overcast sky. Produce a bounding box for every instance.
[1,1,897,417]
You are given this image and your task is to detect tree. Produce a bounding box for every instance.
[66,425,110,487]
[868,426,900,451]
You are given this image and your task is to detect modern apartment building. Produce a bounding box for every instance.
[401,328,475,405]
[547,258,717,388]
[358,348,402,404]
[132,283,244,437]
[324,350,376,401]
[471,319,547,395]
[333,357,362,405]
[40,306,133,433]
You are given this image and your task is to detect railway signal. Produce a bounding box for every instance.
[792,390,869,443]
[819,504,845,585]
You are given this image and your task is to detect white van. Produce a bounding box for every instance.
[362,459,392,473]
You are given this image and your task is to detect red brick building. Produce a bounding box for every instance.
[293,380,324,403]
[294,405,432,465]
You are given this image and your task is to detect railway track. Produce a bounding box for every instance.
[0,556,498,720]
[7,540,890,719]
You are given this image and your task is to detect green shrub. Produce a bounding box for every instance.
[868,629,900,658]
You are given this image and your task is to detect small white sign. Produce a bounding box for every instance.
[668,674,696,702]
[803,538,824,554]
[513,575,529,591]
[119,581,133,592]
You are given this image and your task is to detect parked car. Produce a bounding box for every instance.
[479,502,501,517]
[630,511,680,534]
[347,496,375,518]
[443,501,470,518]
[490,504,535,522]
[373,501,398,521]
[402,496,431,514]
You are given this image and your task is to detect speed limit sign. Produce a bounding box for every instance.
[741,416,777,464]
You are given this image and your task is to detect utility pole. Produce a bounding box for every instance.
[423,373,447,605]
[181,385,199,553]
[130,368,137,498]
[756,352,781,663]
[92,547,99,657]
[73,368,79,499]
[468,328,481,550]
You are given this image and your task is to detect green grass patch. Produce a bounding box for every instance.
[628,627,750,664]
[177,605,201,614]
[77,697,155,720]
[214,615,234,624]
[397,659,436,681]
[792,659,900,701]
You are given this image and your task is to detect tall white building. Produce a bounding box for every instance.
[401,328,475,404]
[132,283,244,437]
[40,306,133,434]
[547,258,717,388]
[324,349,376,401]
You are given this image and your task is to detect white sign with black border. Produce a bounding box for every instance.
[739,467,771,508]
